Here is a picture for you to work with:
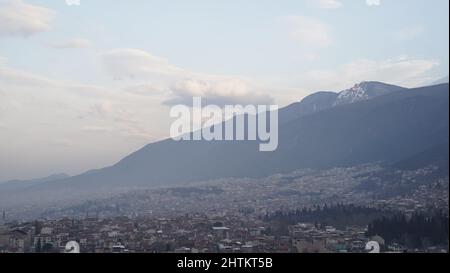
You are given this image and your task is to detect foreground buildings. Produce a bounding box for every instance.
[0,212,447,253]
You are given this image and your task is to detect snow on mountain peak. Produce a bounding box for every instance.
[334,82,371,106]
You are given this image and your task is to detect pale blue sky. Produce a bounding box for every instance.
[0,0,448,180]
[1,0,448,82]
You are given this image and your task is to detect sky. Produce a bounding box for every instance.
[0,0,449,181]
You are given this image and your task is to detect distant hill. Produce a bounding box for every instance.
[0,173,69,191]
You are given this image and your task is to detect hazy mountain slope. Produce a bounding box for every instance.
[393,142,449,172]
[0,173,69,191]
[25,83,448,194]
[0,82,447,211]
[272,84,448,173]
[280,92,338,124]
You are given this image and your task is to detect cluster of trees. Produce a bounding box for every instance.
[367,210,449,249]
[263,204,391,230]
[35,238,55,253]
[264,204,449,250]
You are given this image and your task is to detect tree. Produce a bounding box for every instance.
[42,243,54,253]
[35,238,42,253]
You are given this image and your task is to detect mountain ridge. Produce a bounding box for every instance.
[27,83,450,188]
[0,82,448,208]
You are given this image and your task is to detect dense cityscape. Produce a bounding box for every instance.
[1,209,448,253]
[1,164,448,253]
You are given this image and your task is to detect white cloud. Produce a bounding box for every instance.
[311,0,343,9]
[122,83,170,97]
[305,57,438,90]
[0,66,58,87]
[0,56,6,66]
[393,25,425,41]
[0,0,54,38]
[166,78,273,106]
[101,49,184,80]
[101,48,274,106]
[280,16,333,48]
[0,63,167,179]
[49,38,92,49]
[366,0,381,6]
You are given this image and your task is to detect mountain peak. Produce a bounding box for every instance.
[283,82,407,120]
[334,81,405,106]
[335,83,370,105]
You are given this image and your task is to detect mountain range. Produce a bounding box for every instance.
[0,81,448,208]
